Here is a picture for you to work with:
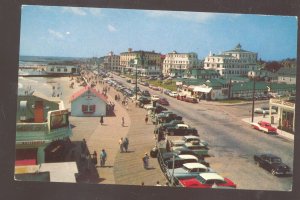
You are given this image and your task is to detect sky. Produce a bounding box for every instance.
[19,5,298,61]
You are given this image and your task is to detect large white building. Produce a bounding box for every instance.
[162,51,201,77]
[204,44,258,77]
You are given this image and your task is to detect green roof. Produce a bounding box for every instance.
[232,81,296,92]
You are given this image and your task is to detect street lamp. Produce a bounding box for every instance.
[134,58,138,100]
[250,72,256,123]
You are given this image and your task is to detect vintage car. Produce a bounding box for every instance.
[251,121,277,134]
[254,107,277,114]
[151,94,160,101]
[138,96,151,104]
[165,124,198,136]
[178,172,237,188]
[164,155,199,169]
[166,163,214,180]
[254,153,292,176]
[184,96,198,103]
[170,140,186,151]
[156,113,182,124]
[176,142,209,157]
[169,91,178,97]
[141,90,151,97]
[175,136,208,147]
[157,98,170,106]
[154,119,185,133]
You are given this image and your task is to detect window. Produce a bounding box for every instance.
[64,68,68,72]
[82,104,96,113]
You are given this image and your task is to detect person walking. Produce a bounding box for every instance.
[142,153,149,169]
[92,151,97,165]
[119,137,124,153]
[123,137,129,152]
[100,149,107,167]
[100,115,104,125]
[122,117,125,127]
[145,115,148,124]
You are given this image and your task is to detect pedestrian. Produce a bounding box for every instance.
[119,138,124,152]
[155,181,162,186]
[92,151,97,165]
[123,137,129,152]
[100,149,107,167]
[141,182,145,186]
[145,115,148,124]
[122,117,125,126]
[100,115,104,125]
[142,153,149,169]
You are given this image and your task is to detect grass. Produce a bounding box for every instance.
[147,80,177,91]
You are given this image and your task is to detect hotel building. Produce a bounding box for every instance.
[204,44,258,77]
[162,51,201,77]
[120,48,162,76]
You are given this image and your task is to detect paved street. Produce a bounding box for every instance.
[114,75,294,191]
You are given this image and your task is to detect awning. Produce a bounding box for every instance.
[193,86,212,93]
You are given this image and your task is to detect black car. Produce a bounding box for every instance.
[138,96,151,104]
[254,153,292,176]
[141,90,151,97]
[165,124,198,136]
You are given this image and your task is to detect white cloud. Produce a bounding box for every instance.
[145,10,219,23]
[62,7,87,16]
[108,24,117,32]
[66,32,71,35]
[48,29,64,39]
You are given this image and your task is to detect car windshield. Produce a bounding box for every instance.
[271,157,282,163]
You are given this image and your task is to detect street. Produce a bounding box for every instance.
[113,74,294,191]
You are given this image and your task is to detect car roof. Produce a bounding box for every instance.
[184,142,204,147]
[200,173,224,181]
[177,124,189,128]
[178,155,198,160]
[183,163,207,169]
[172,140,185,144]
[260,153,280,159]
[183,135,199,139]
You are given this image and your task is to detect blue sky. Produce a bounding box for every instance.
[20,5,298,61]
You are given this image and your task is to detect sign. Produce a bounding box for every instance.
[50,109,69,116]
[17,140,46,145]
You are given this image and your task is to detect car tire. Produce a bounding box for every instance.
[271,169,276,176]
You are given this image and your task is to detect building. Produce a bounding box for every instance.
[204,44,258,77]
[16,92,72,165]
[277,66,297,84]
[103,51,121,72]
[269,97,295,134]
[163,51,201,77]
[15,162,78,183]
[45,65,80,76]
[120,49,162,76]
[70,86,108,117]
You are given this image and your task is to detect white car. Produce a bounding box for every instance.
[254,108,277,114]
[151,94,160,101]
[169,91,178,97]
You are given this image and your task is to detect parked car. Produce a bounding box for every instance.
[170,140,186,151]
[152,105,168,114]
[166,163,214,180]
[164,89,171,95]
[178,173,237,188]
[141,90,151,97]
[154,120,185,134]
[173,149,210,166]
[251,121,277,134]
[138,96,151,105]
[254,107,277,114]
[156,112,182,124]
[253,153,292,176]
[157,98,169,106]
[169,91,178,97]
[151,94,160,101]
[165,124,198,136]
[180,142,209,157]
[184,96,198,103]
[174,135,208,148]
[164,155,199,169]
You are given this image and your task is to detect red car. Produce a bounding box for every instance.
[251,121,277,134]
[157,98,169,106]
[179,173,236,188]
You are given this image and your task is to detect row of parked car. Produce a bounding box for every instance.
[147,105,237,189]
